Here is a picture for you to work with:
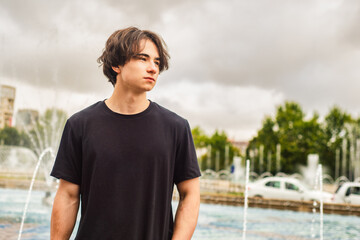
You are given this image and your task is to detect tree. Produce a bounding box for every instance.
[192,127,240,171]
[191,126,209,149]
[0,126,21,145]
[246,101,360,180]
[247,101,324,174]
[321,107,355,179]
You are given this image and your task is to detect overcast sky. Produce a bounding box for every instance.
[1,0,360,141]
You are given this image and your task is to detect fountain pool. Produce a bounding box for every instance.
[1,188,360,239]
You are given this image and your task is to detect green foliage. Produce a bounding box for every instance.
[191,126,208,149]
[192,126,240,171]
[247,101,359,179]
[321,106,357,177]
[0,126,21,145]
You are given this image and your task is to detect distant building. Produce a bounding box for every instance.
[15,109,39,130]
[0,85,16,128]
[229,140,248,155]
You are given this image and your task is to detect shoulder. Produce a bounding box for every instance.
[67,101,103,127]
[152,102,188,127]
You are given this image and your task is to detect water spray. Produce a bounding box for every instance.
[242,159,250,240]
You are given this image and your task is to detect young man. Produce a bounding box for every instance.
[50,27,201,240]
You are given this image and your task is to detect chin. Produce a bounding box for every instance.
[144,85,155,92]
[145,88,154,92]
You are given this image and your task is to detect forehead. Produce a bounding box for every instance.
[138,39,160,57]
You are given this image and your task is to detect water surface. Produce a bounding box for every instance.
[1,188,359,240]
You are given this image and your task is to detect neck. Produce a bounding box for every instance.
[105,84,150,115]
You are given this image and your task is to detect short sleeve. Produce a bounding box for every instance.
[173,120,201,184]
[50,119,82,185]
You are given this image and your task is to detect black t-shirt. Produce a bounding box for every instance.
[50,100,201,240]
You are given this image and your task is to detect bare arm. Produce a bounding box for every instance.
[51,179,80,240]
[172,177,200,240]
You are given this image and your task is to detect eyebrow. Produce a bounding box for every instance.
[135,53,160,61]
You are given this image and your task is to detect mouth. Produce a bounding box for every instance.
[144,77,155,82]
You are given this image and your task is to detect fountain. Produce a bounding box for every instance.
[231,155,243,192]
[335,148,340,180]
[0,108,67,239]
[342,138,347,177]
[319,165,324,240]
[207,145,211,170]
[224,145,229,170]
[1,110,359,239]
[215,150,220,172]
[276,143,281,172]
[356,139,360,180]
[300,154,319,187]
[15,109,66,239]
[311,164,324,240]
[267,150,272,173]
[17,148,55,240]
[1,145,360,239]
[242,159,250,240]
[259,145,264,174]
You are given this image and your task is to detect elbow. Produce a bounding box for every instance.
[179,190,200,207]
[177,177,200,204]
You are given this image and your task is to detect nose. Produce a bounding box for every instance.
[147,61,158,74]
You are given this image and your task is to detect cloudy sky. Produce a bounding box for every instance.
[1,0,359,141]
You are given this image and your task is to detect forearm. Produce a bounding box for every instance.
[172,193,200,240]
[50,192,79,240]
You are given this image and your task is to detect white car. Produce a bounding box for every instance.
[247,177,332,202]
[332,182,360,205]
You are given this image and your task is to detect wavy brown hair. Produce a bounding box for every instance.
[97,27,170,86]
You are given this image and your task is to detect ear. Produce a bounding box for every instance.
[112,66,121,73]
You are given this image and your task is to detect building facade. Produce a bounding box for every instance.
[0,85,16,128]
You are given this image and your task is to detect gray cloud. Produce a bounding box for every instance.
[2,0,359,89]
[1,0,360,139]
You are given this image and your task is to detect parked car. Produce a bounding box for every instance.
[332,182,360,205]
[247,177,332,202]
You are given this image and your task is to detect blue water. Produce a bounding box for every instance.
[1,188,360,239]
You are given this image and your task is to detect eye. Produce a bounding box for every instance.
[155,61,160,66]
[135,55,146,61]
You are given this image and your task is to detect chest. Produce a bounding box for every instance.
[81,117,176,174]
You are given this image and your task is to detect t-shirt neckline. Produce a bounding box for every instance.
[101,99,154,119]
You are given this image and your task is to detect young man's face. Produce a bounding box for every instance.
[113,39,160,94]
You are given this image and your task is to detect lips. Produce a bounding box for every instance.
[144,77,155,82]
